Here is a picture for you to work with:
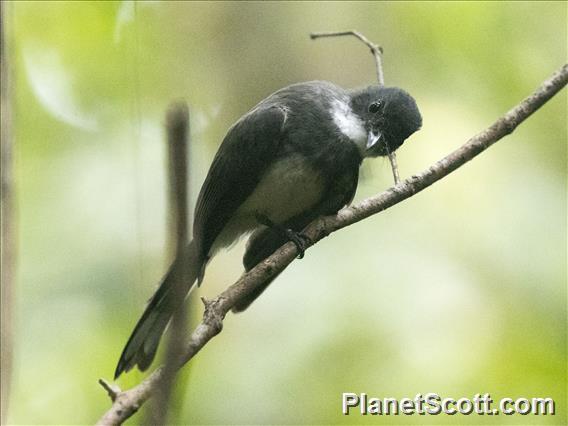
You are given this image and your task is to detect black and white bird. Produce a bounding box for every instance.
[115,81,422,378]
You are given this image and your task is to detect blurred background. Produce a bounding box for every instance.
[2,1,566,424]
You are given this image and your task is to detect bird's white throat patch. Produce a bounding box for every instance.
[330,99,367,153]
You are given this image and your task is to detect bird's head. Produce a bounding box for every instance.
[349,86,422,157]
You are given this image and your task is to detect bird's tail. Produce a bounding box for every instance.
[114,240,201,379]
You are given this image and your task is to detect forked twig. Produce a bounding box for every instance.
[310,29,402,184]
[310,30,385,85]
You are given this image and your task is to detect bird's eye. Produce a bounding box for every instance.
[368,100,382,114]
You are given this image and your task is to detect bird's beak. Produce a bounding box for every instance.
[366,129,382,149]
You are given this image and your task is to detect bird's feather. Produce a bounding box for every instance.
[193,105,287,261]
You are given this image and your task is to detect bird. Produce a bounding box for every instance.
[114,80,422,378]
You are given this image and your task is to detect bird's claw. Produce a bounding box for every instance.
[255,213,311,259]
[284,229,311,259]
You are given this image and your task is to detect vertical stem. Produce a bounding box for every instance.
[166,102,190,256]
[388,152,401,185]
[147,101,190,425]
[0,2,15,425]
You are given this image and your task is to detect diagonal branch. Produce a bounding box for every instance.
[97,63,568,425]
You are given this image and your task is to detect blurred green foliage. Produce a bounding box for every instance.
[4,1,566,424]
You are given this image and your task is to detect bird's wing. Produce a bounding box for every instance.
[193,104,287,259]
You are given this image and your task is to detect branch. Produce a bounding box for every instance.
[1,3,16,424]
[97,63,568,425]
[148,101,191,424]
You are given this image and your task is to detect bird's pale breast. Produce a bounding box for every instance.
[209,153,324,255]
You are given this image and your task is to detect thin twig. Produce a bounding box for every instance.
[310,30,384,85]
[98,379,122,402]
[387,152,401,184]
[96,63,568,426]
[310,30,402,184]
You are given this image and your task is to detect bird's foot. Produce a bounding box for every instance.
[255,213,312,259]
[284,229,311,259]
